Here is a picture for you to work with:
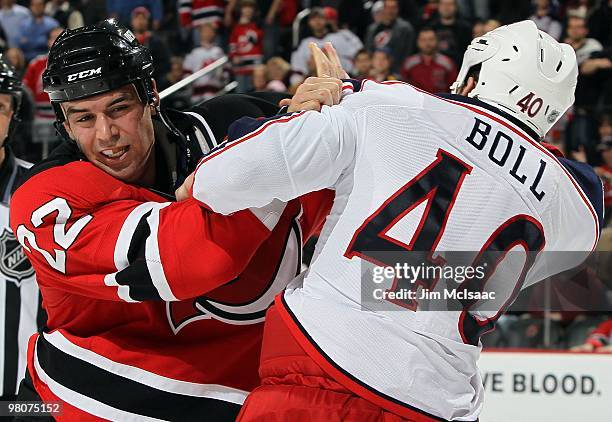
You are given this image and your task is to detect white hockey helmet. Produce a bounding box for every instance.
[450,20,578,138]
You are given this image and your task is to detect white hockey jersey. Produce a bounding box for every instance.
[183,46,227,103]
[192,80,603,421]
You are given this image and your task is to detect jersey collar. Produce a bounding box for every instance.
[437,93,542,143]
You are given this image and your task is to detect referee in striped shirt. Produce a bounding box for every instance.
[0,55,44,404]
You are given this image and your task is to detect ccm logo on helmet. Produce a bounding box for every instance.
[67,67,102,82]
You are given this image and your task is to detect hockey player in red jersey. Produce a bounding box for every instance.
[9,20,341,421]
[186,23,604,421]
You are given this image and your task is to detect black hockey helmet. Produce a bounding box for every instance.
[43,19,155,124]
[0,54,23,115]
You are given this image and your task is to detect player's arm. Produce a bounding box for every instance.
[10,163,284,302]
[191,100,357,214]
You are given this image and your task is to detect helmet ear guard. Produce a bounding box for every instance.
[450,37,500,95]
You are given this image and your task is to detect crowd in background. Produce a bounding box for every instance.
[3,0,610,226]
[0,0,610,349]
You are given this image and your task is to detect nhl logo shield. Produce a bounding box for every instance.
[0,228,34,285]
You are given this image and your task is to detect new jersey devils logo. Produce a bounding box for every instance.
[0,228,35,285]
[374,30,391,49]
[166,219,302,334]
[237,29,260,54]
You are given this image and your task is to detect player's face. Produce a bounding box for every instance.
[0,94,13,143]
[62,85,156,185]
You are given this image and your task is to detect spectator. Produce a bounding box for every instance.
[565,15,603,65]
[227,0,292,60]
[269,0,299,59]
[483,19,501,33]
[107,0,162,30]
[0,0,30,48]
[427,0,472,67]
[572,114,612,223]
[22,26,63,160]
[579,47,612,110]
[157,56,191,110]
[530,0,562,40]
[289,6,362,80]
[23,27,64,118]
[571,319,612,352]
[179,0,225,32]
[5,47,24,75]
[351,49,371,80]
[400,27,457,94]
[472,19,486,38]
[369,48,399,82]
[587,0,611,48]
[323,7,363,76]
[365,0,415,74]
[471,0,490,21]
[290,8,329,83]
[395,0,421,27]
[265,56,290,92]
[183,22,227,104]
[44,0,84,29]
[229,0,263,93]
[130,6,171,83]
[337,0,372,40]
[18,0,59,62]
[421,0,438,22]
[251,63,267,91]
[565,0,599,20]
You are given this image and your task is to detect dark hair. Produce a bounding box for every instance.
[354,49,370,59]
[418,26,436,35]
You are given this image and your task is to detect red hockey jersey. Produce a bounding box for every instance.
[22,55,54,120]
[229,22,263,75]
[178,0,225,28]
[10,103,333,420]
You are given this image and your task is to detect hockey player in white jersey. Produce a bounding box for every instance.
[185,21,603,421]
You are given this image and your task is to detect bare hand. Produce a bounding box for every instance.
[176,172,195,201]
[279,76,343,112]
[311,42,349,79]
